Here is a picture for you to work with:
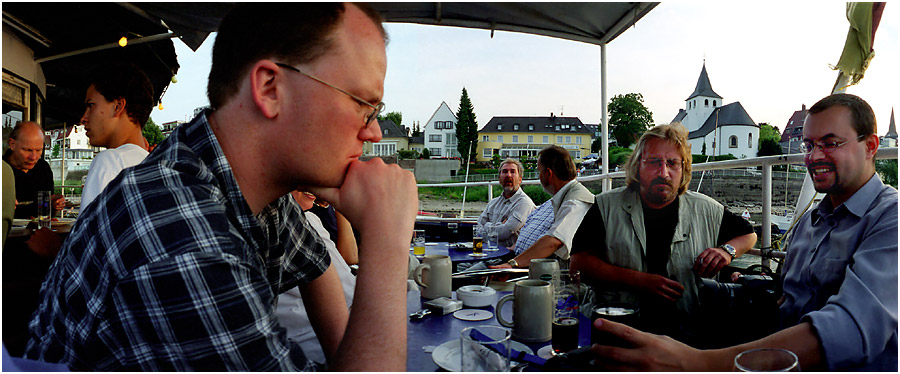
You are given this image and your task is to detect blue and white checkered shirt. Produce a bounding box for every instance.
[24,112,330,371]
[513,200,555,255]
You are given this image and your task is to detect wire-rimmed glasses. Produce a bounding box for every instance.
[275,62,385,127]
[799,134,865,154]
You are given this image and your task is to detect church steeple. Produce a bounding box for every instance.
[887,108,897,139]
[687,61,722,101]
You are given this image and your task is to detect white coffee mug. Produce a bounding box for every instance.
[414,255,451,299]
[496,279,553,343]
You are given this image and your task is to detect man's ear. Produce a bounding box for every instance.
[864,133,880,160]
[113,98,126,117]
[248,60,282,119]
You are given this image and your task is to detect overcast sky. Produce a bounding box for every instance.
[152,1,898,136]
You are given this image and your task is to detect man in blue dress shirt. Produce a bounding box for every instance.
[586,93,897,371]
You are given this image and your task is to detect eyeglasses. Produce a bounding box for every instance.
[641,158,683,171]
[799,135,865,154]
[275,62,385,127]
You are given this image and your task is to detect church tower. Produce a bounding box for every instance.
[683,62,723,132]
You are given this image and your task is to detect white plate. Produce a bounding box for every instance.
[432,339,533,371]
[12,218,30,227]
[453,309,493,321]
[537,345,554,359]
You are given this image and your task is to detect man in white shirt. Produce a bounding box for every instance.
[476,158,535,248]
[492,146,593,269]
[79,63,152,211]
[276,191,356,364]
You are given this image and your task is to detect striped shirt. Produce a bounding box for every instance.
[25,112,329,371]
[513,200,555,255]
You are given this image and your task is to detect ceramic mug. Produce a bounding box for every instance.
[496,279,553,342]
[414,255,451,299]
[529,258,560,287]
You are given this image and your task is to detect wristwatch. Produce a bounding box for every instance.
[507,259,519,268]
[720,244,736,260]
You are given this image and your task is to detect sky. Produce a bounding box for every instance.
[151,1,898,137]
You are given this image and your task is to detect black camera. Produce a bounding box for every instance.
[698,274,781,347]
[700,274,779,310]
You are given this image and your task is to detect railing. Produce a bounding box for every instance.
[418,148,899,269]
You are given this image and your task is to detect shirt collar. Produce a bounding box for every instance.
[551,179,579,207]
[813,173,884,222]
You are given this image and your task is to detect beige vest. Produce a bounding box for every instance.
[593,187,723,317]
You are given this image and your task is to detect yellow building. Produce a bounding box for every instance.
[477,115,592,163]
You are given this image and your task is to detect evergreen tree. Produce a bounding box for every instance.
[455,87,479,162]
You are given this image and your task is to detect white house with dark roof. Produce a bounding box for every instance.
[423,101,459,158]
[364,118,409,157]
[477,114,592,163]
[670,62,759,159]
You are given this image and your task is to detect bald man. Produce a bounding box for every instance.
[3,122,64,219]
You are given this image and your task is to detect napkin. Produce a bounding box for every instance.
[469,329,547,366]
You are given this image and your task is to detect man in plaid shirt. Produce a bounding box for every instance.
[24,3,416,371]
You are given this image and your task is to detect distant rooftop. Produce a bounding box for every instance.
[686,62,722,101]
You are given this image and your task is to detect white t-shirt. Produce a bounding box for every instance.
[80,143,148,212]
[275,211,356,364]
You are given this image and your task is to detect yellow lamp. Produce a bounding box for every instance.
[118,36,128,47]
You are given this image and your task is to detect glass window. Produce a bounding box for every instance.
[528,124,534,131]
[705,99,709,107]
[483,135,489,142]
[713,100,717,107]
[429,134,442,142]
[729,135,738,148]
[430,148,441,156]
[527,135,533,143]
[512,135,518,143]
[557,136,562,143]
[543,136,549,143]
[498,135,504,143]
[514,124,519,130]
[565,136,571,144]
[498,124,503,130]
[575,150,581,159]
[748,133,753,148]
[576,137,582,144]
[483,148,492,158]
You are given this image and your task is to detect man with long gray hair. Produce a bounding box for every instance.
[476,158,535,248]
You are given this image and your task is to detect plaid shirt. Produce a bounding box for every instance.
[513,200,555,255]
[24,112,330,371]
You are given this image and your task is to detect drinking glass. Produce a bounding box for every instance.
[734,348,799,372]
[37,191,51,229]
[552,270,581,354]
[471,227,484,256]
[485,226,499,251]
[460,325,510,372]
[413,229,426,257]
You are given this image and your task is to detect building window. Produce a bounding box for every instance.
[729,135,738,148]
[430,148,441,157]
[555,125,560,131]
[574,150,581,159]
[748,133,753,148]
[512,135,518,143]
[429,134,442,142]
[498,124,503,130]
[447,134,457,146]
[447,121,454,129]
[483,135,489,142]
[713,100,717,107]
[557,136,563,143]
[374,143,396,156]
[705,99,709,107]
[514,124,519,130]
[565,136,571,144]
[543,136,549,143]
[498,135,504,143]
[527,135,533,143]
[528,124,534,131]
[483,148,492,158]
[576,137,582,144]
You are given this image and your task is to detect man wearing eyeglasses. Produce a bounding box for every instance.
[570,123,756,345]
[26,3,416,371]
[584,94,896,371]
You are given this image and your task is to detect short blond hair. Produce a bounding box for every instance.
[624,123,693,195]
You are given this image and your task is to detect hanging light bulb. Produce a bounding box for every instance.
[158,102,164,110]
[118,36,128,47]
[171,76,177,83]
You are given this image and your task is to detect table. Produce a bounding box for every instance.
[412,242,509,268]
[406,290,592,371]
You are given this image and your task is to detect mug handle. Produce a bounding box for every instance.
[495,294,514,327]
[414,263,430,289]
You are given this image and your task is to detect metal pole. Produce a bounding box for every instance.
[600,43,610,192]
[761,162,773,269]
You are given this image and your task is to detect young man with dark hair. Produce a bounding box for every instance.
[79,63,152,210]
[26,3,415,371]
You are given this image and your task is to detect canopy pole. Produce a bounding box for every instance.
[600,43,610,192]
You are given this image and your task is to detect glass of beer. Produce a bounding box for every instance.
[413,229,426,257]
[591,303,640,347]
[552,270,581,354]
[472,227,484,256]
